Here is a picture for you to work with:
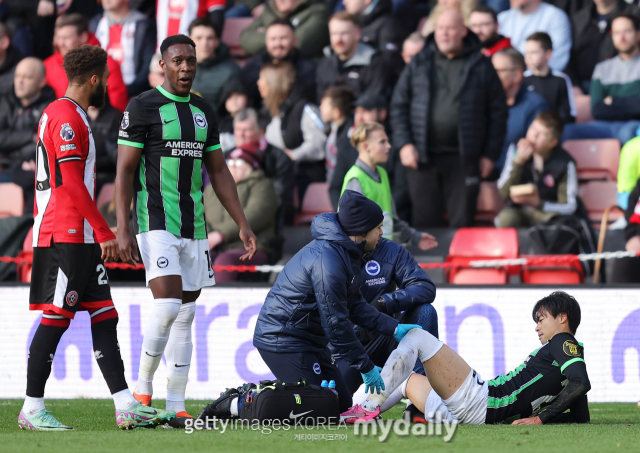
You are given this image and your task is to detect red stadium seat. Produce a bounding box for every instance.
[294,183,334,225]
[96,183,114,209]
[578,180,621,224]
[475,182,505,224]
[0,183,24,218]
[222,18,254,64]
[563,139,620,181]
[574,94,594,124]
[520,255,584,284]
[445,228,519,284]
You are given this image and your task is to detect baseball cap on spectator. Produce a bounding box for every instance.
[355,92,387,110]
[356,93,387,110]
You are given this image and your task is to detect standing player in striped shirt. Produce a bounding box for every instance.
[115,34,257,428]
[20,45,175,431]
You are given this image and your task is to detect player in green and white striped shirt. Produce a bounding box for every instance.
[342,291,591,426]
[114,34,257,428]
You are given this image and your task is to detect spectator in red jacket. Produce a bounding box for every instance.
[43,14,128,112]
[469,5,511,57]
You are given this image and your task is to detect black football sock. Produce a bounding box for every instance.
[26,314,70,398]
[90,308,128,394]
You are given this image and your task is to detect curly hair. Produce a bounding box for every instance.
[63,44,108,85]
[160,34,196,57]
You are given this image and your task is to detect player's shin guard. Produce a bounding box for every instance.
[136,298,181,396]
[164,302,195,413]
[90,307,129,395]
[25,313,70,404]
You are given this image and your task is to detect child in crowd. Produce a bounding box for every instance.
[523,32,576,123]
[319,86,355,183]
[217,79,251,152]
[341,122,437,250]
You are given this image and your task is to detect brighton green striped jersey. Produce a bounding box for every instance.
[118,86,220,239]
[484,332,586,424]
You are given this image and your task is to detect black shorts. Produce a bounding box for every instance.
[29,242,113,318]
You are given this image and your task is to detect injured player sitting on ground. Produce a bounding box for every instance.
[341,291,591,425]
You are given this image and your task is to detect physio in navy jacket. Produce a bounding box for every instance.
[335,238,438,396]
[254,191,418,412]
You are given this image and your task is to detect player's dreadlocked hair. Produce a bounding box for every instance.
[63,44,108,85]
[160,34,196,58]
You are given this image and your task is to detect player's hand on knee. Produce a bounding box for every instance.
[393,324,423,342]
[116,229,139,265]
[361,366,385,394]
[100,239,120,263]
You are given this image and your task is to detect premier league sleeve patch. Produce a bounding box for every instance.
[60,123,75,141]
[121,111,130,129]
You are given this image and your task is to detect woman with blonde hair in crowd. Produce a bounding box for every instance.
[341,122,437,250]
[257,61,326,200]
[421,0,478,36]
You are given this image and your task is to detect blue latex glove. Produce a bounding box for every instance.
[393,324,422,342]
[361,366,385,394]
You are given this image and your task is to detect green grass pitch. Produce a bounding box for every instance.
[1,400,639,453]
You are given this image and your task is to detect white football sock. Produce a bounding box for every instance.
[135,298,181,396]
[380,387,403,413]
[407,328,444,363]
[166,393,186,413]
[354,383,403,413]
[113,389,137,411]
[22,396,45,416]
[399,373,414,398]
[362,329,442,412]
[362,341,418,411]
[230,397,239,416]
[165,302,196,414]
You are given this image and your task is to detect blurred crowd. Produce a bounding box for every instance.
[3,0,640,281]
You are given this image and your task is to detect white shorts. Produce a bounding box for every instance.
[423,369,488,425]
[137,230,215,291]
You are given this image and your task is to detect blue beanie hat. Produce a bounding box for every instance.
[337,190,384,236]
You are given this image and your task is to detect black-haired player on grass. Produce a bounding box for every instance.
[342,291,591,425]
[115,34,258,428]
[19,45,174,431]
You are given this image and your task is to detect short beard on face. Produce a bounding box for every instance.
[89,79,106,109]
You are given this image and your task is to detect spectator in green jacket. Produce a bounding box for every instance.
[240,0,329,59]
[203,147,280,282]
[189,17,240,108]
[617,136,640,210]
